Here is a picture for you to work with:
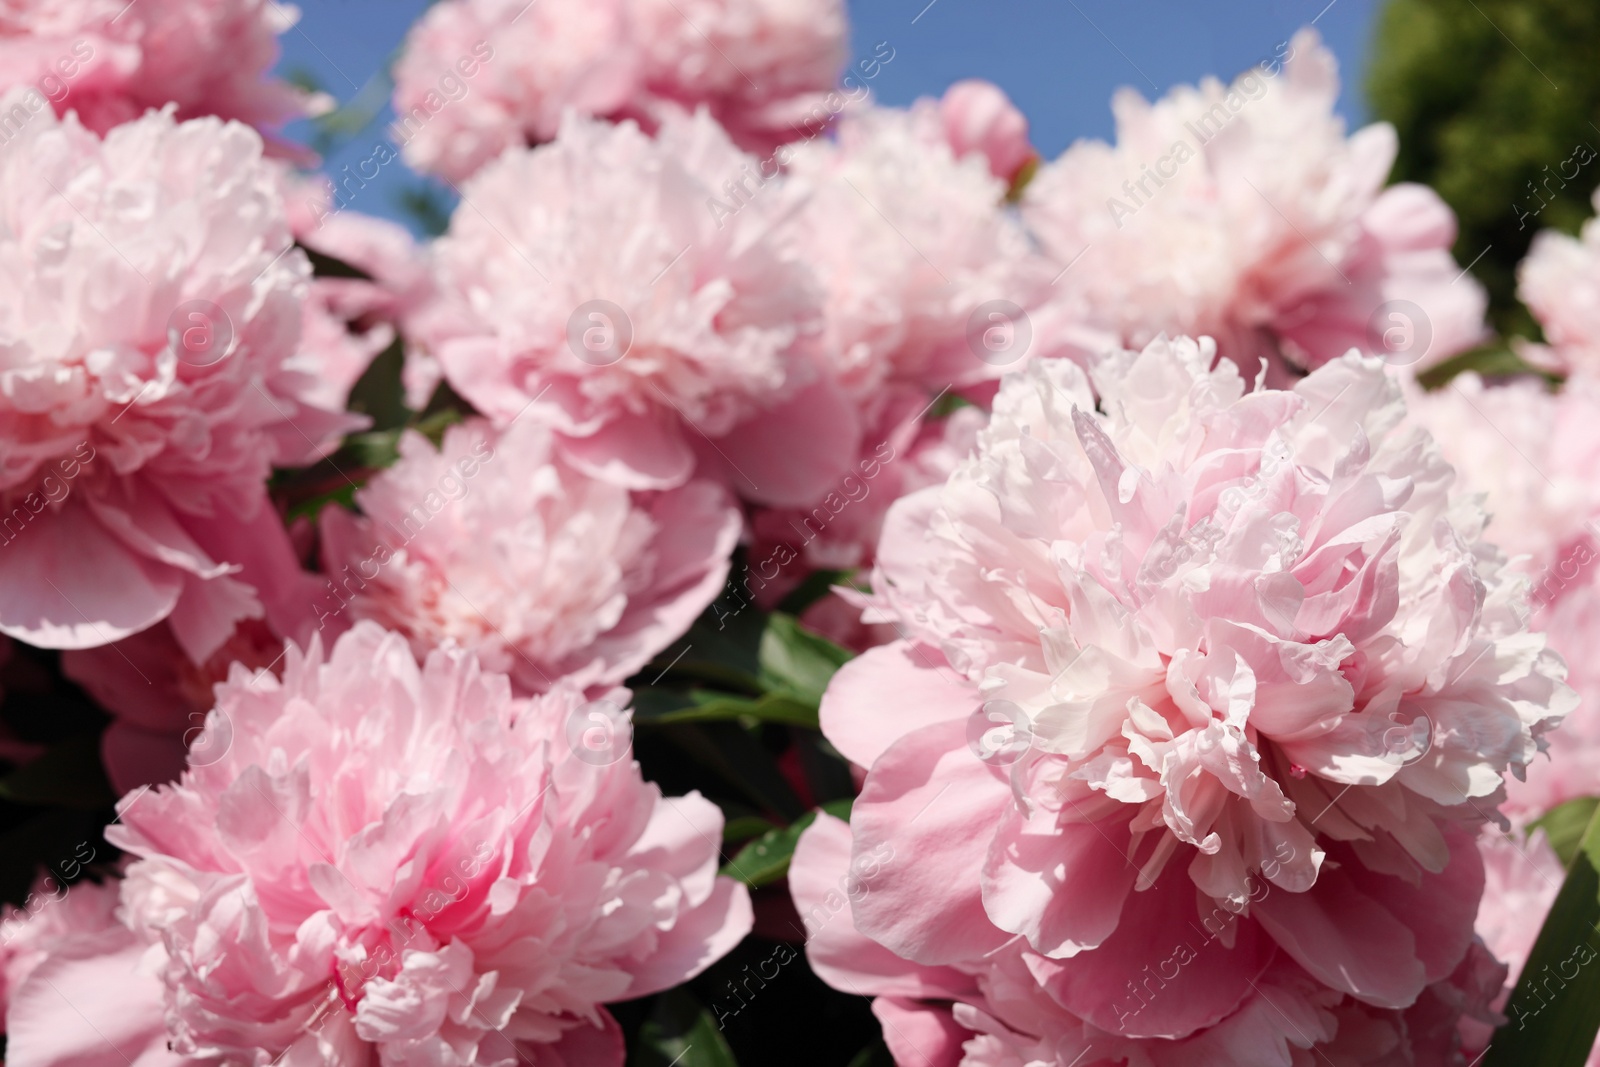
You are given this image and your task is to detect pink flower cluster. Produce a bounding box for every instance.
[797,338,1572,1062]
[0,0,324,151]
[1023,30,1486,380]
[318,416,740,695]
[0,93,357,663]
[0,0,1590,1062]
[392,0,847,182]
[4,625,752,1066]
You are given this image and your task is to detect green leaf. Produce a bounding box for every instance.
[758,613,851,709]
[345,337,410,434]
[643,600,767,694]
[721,815,777,844]
[721,800,852,888]
[1484,803,1600,1066]
[1534,797,1600,867]
[632,688,818,729]
[630,988,738,1067]
[1414,343,1552,390]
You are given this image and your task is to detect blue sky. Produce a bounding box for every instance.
[276,0,1380,234]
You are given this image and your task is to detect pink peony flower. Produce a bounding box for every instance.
[1403,373,1600,820]
[391,0,845,183]
[1402,373,1600,581]
[1518,186,1600,377]
[1505,578,1600,820]
[938,79,1036,186]
[792,811,1507,1066]
[783,101,1072,400]
[801,337,1571,1059]
[63,502,326,793]
[5,623,752,1066]
[626,0,848,156]
[0,97,361,662]
[1022,29,1486,379]
[414,111,857,506]
[0,0,324,151]
[317,416,740,695]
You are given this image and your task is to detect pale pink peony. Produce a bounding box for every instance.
[804,338,1571,1059]
[318,416,740,694]
[1402,373,1600,581]
[1402,373,1600,819]
[0,97,360,661]
[792,812,1507,1066]
[0,872,175,1058]
[1021,29,1486,379]
[938,79,1036,186]
[63,502,325,793]
[783,101,1073,400]
[627,0,848,155]
[392,0,845,183]
[415,111,856,505]
[1473,828,1562,998]
[1518,185,1600,377]
[4,623,752,1066]
[1506,577,1600,820]
[0,0,324,151]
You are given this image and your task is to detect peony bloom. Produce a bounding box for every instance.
[783,101,1070,401]
[1503,573,1600,820]
[1022,29,1486,379]
[1518,185,1600,377]
[5,623,752,1066]
[1403,374,1600,819]
[391,0,845,183]
[800,338,1571,1061]
[1402,373,1600,582]
[0,0,324,151]
[0,96,360,661]
[63,502,325,793]
[938,79,1036,186]
[793,811,1509,1067]
[414,111,855,505]
[317,416,740,694]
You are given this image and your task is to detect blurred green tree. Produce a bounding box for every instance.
[1368,0,1600,338]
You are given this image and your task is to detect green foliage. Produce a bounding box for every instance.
[1534,797,1600,867]
[1485,802,1600,1065]
[1368,0,1600,336]
[721,799,853,888]
[630,988,740,1067]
